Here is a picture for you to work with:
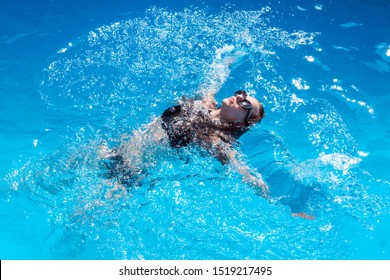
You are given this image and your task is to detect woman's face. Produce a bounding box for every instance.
[220,94,261,124]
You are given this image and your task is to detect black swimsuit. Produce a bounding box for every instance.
[161,102,247,149]
[161,105,196,148]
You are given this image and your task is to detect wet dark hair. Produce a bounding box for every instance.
[247,102,265,126]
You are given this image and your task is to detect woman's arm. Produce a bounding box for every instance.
[199,60,231,108]
[225,148,269,198]
[210,139,269,198]
[199,46,245,108]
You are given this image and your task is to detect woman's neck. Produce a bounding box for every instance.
[210,108,246,132]
[210,108,228,125]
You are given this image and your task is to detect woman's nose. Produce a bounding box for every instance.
[235,95,243,102]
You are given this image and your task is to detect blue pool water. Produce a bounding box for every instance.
[1,0,389,260]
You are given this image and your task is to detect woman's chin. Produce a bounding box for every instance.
[221,98,232,108]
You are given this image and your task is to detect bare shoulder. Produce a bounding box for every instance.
[191,98,214,109]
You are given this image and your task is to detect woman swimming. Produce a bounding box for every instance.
[99,50,268,198]
[100,88,267,197]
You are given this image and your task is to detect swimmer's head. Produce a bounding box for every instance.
[221,90,265,126]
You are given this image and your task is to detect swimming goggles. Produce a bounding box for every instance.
[235,90,252,123]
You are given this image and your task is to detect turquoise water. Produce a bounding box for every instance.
[1,0,389,259]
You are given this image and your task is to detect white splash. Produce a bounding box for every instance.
[304,55,315,62]
[319,223,333,232]
[330,85,343,91]
[57,42,73,54]
[319,153,361,175]
[358,151,369,157]
[290,93,306,112]
[351,85,359,92]
[291,93,305,104]
[215,44,235,60]
[292,78,310,90]
[375,42,390,62]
